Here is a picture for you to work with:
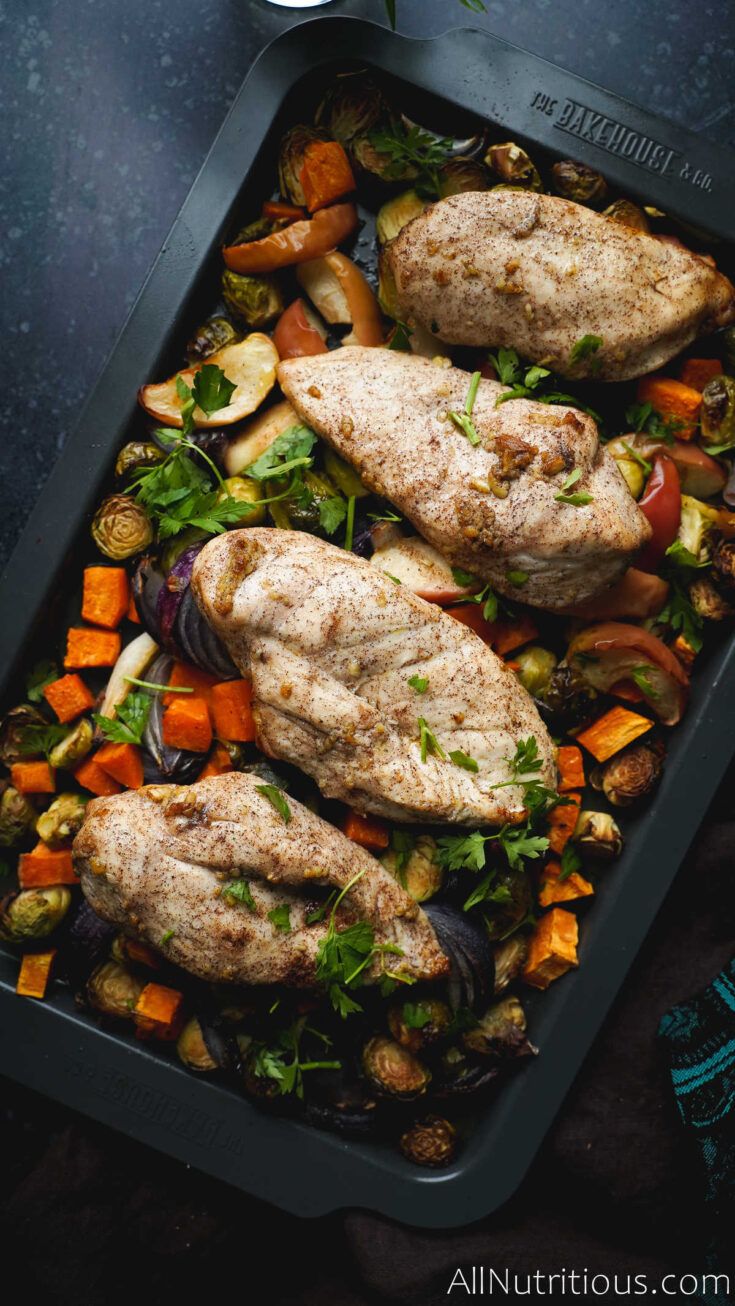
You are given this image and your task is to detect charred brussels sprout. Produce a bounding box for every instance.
[0,784,37,847]
[87,960,144,1019]
[315,73,386,145]
[382,834,443,903]
[185,315,240,365]
[700,374,735,450]
[493,935,528,994]
[48,718,94,770]
[573,810,623,861]
[514,645,557,699]
[712,538,735,592]
[593,739,665,807]
[551,160,608,207]
[485,142,541,190]
[689,574,734,620]
[376,189,428,245]
[542,664,597,728]
[483,867,533,941]
[603,199,650,231]
[221,269,284,330]
[0,886,72,942]
[361,1035,431,1099]
[218,476,265,526]
[278,124,328,206]
[0,704,47,765]
[388,997,452,1053]
[92,494,153,560]
[36,792,88,847]
[399,1115,457,1167]
[462,995,534,1060]
[115,441,165,480]
[437,158,491,198]
[177,1016,219,1072]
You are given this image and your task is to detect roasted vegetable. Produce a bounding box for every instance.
[592,739,665,807]
[399,1115,456,1167]
[605,438,646,499]
[576,706,653,762]
[712,538,735,592]
[462,995,535,1060]
[637,375,702,442]
[522,907,579,990]
[689,574,734,620]
[388,997,452,1053]
[11,761,55,795]
[541,665,597,728]
[17,950,56,999]
[609,434,726,500]
[222,205,358,276]
[483,867,533,942]
[376,190,427,245]
[217,475,265,526]
[361,1035,431,1099]
[139,335,279,429]
[47,718,94,770]
[87,959,144,1019]
[297,252,383,346]
[186,315,240,364]
[0,886,72,943]
[485,141,541,190]
[323,448,368,499]
[603,198,650,231]
[115,441,165,480]
[342,809,390,851]
[551,159,608,207]
[81,569,129,632]
[677,494,721,563]
[0,704,48,765]
[567,622,689,726]
[434,1045,499,1097]
[315,73,386,145]
[92,494,153,560]
[18,843,76,886]
[351,133,417,183]
[636,455,682,572]
[36,792,88,847]
[177,1016,219,1072]
[278,125,328,207]
[223,401,301,477]
[0,784,37,847]
[573,810,624,860]
[273,298,328,359]
[700,373,735,450]
[438,158,491,197]
[423,903,495,1012]
[300,140,356,212]
[514,645,557,699]
[493,935,528,994]
[221,270,284,329]
[382,834,443,902]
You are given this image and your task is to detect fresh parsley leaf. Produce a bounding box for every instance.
[222,878,257,911]
[132,433,254,540]
[256,784,291,824]
[160,929,175,944]
[665,539,708,570]
[449,749,479,772]
[559,468,582,492]
[388,320,413,351]
[93,691,151,745]
[437,831,490,874]
[555,491,594,507]
[316,869,404,1016]
[488,348,523,386]
[621,441,652,476]
[191,363,236,417]
[657,576,704,653]
[624,401,683,444]
[244,425,317,482]
[318,496,347,536]
[506,570,529,586]
[306,891,336,925]
[369,121,455,197]
[401,1002,433,1030]
[343,494,356,552]
[383,571,402,584]
[418,716,447,763]
[408,675,428,694]
[558,843,582,882]
[630,664,658,698]
[267,904,292,933]
[500,826,548,872]
[26,660,58,703]
[368,508,402,524]
[451,566,480,588]
[17,723,69,759]
[570,334,603,364]
[251,1019,340,1100]
[448,370,482,446]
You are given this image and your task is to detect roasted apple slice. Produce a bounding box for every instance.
[297,253,383,346]
[138,334,278,429]
[369,525,476,603]
[567,622,689,726]
[223,400,301,477]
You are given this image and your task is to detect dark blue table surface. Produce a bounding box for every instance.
[2,0,734,570]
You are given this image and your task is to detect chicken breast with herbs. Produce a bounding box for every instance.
[74,774,448,987]
[191,529,555,825]
[278,348,650,610]
[385,190,735,380]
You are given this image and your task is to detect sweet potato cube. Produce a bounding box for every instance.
[636,375,702,441]
[342,809,390,851]
[17,950,56,999]
[81,567,130,630]
[210,680,256,742]
[64,627,121,668]
[43,673,95,724]
[134,982,184,1040]
[547,793,581,855]
[95,742,144,789]
[18,845,77,888]
[575,706,652,763]
[161,696,212,753]
[197,744,235,780]
[538,860,594,908]
[74,756,124,797]
[556,745,585,793]
[10,761,55,794]
[523,908,579,989]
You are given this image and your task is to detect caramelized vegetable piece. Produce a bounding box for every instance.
[522,908,579,989]
[561,568,669,621]
[10,761,55,795]
[64,628,122,669]
[18,844,77,888]
[161,696,213,753]
[300,140,356,212]
[680,357,723,391]
[162,661,217,706]
[17,949,56,999]
[556,746,585,793]
[538,860,594,907]
[636,376,702,441]
[262,200,305,223]
[42,674,95,724]
[222,203,358,274]
[73,756,124,797]
[567,622,689,725]
[273,298,329,360]
[197,743,235,780]
[298,252,383,346]
[223,400,302,476]
[134,982,185,1040]
[595,739,664,806]
[576,706,653,762]
[210,680,256,742]
[342,809,390,850]
[636,455,682,573]
[445,606,539,656]
[81,567,130,630]
[91,495,153,561]
[95,742,144,789]
[399,1115,457,1167]
[547,793,581,855]
[138,335,278,429]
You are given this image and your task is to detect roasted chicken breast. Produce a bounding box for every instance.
[74,774,448,987]
[191,529,556,825]
[385,190,735,380]
[278,348,650,610]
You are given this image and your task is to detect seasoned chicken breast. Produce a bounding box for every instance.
[385,191,735,380]
[278,348,650,610]
[192,529,556,825]
[74,774,448,987]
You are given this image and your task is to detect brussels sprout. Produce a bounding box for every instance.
[91,494,153,561]
[592,739,665,807]
[485,142,542,190]
[678,494,722,563]
[382,834,443,903]
[87,960,144,1019]
[186,315,240,365]
[0,704,47,765]
[0,784,37,847]
[177,1016,219,1072]
[689,574,733,620]
[399,1115,456,1167]
[542,665,598,728]
[351,133,418,183]
[551,160,608,207]
[493,935,528,994]
[221,269,284,329]
[376,189,428,245]
[573,810,623,861]
[514,645,557,699]
[273,470,342,534]
[438,158,491,198]
[217,475,265,526]
[483,866,533,941]
[388,997,452,1053]
[36,792,88,847]
[603,199,650,231]
[278,124,329,206]
[323,449,369,499]
[361,1035,430,1099]
[712,538,735,592]
[115,441,165,481]
[315,73,386,145]
[462,995,534,1060]
[700,374,735,449]
[48,718,94,770]
[0,886,72,943]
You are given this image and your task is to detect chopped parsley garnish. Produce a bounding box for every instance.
[160,929,175,945]
[451,568,500,622]
[418,716,447,763]
[256,784,291,824]
[251,1018,340,1099]
[17,724,68,760]
[222,878,257,911]
[569,334,603,366]
[244,425,317,482]
[388,320,414,351]
[621,441,652,476]
[25,660,58,704]
[123,676,192,693]
[506,570,529,587]
[449,749,479,773]
[448,370,482,446]
[316,870,405,1017]
[318,496,348,536]
[625,400,684,445]
[401,1001,433,1030]
[383,571,402,584]
[490,346,601,421]
[94,691,152,745]
[343,495,356,552]
[369,121,455,197]
[558,842,583,882]
[408,675,428,694]
[554,468,593,507]
[267,904,292,933]
[630,665,658,699]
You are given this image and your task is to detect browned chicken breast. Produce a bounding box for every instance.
[191,529,556,825]
[278,348,650,610]
[74,774,448,987]
[385,191,735,380]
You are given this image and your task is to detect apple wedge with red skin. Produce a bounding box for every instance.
[567,622,689,726]
[369,525,476,604]
[622,433,726,499]
[138,334,278,429]
[273,298,329,359]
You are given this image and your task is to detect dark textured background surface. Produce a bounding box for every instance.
[2,1,735,1300]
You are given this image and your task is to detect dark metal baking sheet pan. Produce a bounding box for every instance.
[2,16,735,1227]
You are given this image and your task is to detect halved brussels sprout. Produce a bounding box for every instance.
[217,476,265,526]
[115,441,166,481]
[177,1016,219,1072]
[551,160,608,207]
[186,315,240,365]
[438,158,491,197]
[271,469,342,534]
[48,718,94,770]
[513,646,558,699]
[573,810,623,860]
[592,739,665,807]
[493,935,528,994]
[0,704,47,765]
[361,1035,430,1099]
[542,665,598,727]
[689,574,733,620]
[603,199,650,231]
[485,142,541,190]
[315,73,386,145]
[382,834,443,903]
[700,374,735,450]
[375,189,428,245]
[0,784,37,847]
[387,997,452,1053]
[36,792,88,847]
[462,995,534,1060]
[399,1115,456,1167]
[221,270,284,329]
[278,124,328,207]
[713,538,735,592]
[92,494,153,560]
[0,887,72,943]
[87,960,144,1019]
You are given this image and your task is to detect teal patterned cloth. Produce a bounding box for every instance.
[660,962,735,1305]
